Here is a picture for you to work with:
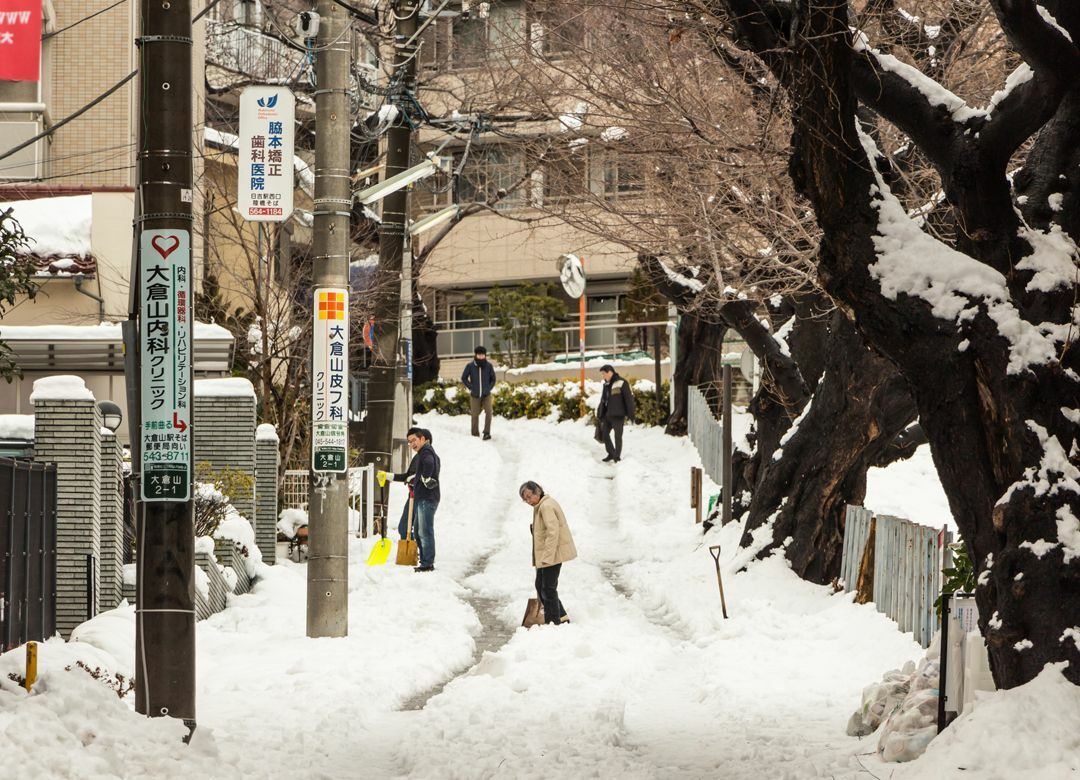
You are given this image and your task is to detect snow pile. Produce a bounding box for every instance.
[29,375,95,402]
[255,423,279,442]
[193,377,256,398]
[277,507,307,539]
[5,195,92,257]
[214,509,263,578]
[895,664,1080,779]
[0,414,33,439]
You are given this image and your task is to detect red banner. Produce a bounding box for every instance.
[0,2,42,82]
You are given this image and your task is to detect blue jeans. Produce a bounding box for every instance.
[398,498,438,567]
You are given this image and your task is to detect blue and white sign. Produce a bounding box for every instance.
[238,86,295,222]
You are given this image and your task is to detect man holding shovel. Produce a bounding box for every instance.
[378,427,441,572]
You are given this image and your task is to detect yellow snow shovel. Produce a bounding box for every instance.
[396,491,418,566]
[366,470,393,566]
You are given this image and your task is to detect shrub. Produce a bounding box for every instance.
[194,463,254,537]
[414,378,670,426]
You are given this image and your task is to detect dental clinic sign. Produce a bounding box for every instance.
[238,86,295,221]
[0,2,42,81]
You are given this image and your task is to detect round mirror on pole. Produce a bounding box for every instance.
[556,254,588,416]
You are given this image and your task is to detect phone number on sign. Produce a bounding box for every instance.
[143,451,189,463]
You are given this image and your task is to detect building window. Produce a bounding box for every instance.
[450,1,525,68]
[528,2,585,57]
[456,146,525,209]
[543,152,588,203]
[600,154,644,199]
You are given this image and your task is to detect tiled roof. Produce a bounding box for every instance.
[27,253,96,277]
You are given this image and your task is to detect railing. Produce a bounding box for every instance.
[840,505,950,648]
[280,465,375,537]
[206,20,307,84]
[434,318,665,360]
[0,457,57,652]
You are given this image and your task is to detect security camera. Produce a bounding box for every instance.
[296,11,320,37]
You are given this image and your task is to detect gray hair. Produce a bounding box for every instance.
[518,481,544,499]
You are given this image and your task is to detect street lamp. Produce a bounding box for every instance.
[408,204,460,236]
[354,157,440,205]
[98,400,123,433]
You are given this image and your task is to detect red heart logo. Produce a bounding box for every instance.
[151,235,180,259]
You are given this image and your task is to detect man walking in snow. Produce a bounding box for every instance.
[461,345,497,440]
[378,427,441,572]
[598,364,636,463]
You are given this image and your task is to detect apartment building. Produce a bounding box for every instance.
[410,1,655,379]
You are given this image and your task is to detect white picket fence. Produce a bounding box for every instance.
[840,505,950,648]
[687,385,723,485]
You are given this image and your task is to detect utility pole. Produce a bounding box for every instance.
[132,0,195,728]
[364,1,420,531]
[307,0,353,638]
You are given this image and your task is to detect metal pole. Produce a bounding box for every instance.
[363,0,419,529]
[653,326,662,395]
[578,294,586,417]
[307,0,353,638]
[133,0,195,728]
[668,305,678,416]
[721,365,733,526]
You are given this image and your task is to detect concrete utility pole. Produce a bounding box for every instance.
[307,0,353,638]
[363,1,420,531]
[132,0,196,727]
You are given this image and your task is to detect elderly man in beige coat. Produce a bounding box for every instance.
[520,480,577,625]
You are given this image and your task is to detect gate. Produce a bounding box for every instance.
[0,457,57,651]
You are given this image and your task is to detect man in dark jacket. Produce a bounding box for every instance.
[378,427,441,571]
[598,364,636,463]
[461,345,497,440]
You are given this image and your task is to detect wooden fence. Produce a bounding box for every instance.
[840,505,949,648]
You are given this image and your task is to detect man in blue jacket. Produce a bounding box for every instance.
[378,427,441,572]
[461,345,497,440]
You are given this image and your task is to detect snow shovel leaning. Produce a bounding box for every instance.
[396,491,418,566]
[709,545,729,619]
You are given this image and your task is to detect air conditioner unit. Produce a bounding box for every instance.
[0,121,42,181]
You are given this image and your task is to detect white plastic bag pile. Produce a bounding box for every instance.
[846,637,941,763]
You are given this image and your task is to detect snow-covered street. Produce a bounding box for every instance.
[0,415,986,778]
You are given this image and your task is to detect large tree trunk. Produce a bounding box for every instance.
[716,0,1080,686]
[738,311,917,582]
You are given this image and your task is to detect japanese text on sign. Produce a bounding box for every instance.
[238,87,296,222]
[312,289,349,472]
[140,231,192,502]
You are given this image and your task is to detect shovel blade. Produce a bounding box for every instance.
[366,538,392,566]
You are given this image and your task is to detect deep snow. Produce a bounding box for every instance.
[2,414,1076,778]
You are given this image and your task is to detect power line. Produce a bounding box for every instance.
[0,71,137,163]
[42,0,125,40]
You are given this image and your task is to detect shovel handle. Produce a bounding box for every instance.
[709,545,729,619]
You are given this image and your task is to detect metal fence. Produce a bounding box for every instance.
[281,466,376,536]
[840,505,949,648]
[687,384,724,484]
[0,457,57,651]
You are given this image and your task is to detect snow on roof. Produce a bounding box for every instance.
[194,377,256,398]
[0,322,234,341]
[256,423,279,442]
[3,194,93,259]
[0,414,34,439]
[30,375,95,403]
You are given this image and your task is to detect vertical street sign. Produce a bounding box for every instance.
[312,288,348,472]
[238,86,296,222]
[139,230,192,502]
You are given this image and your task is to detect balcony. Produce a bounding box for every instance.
[206,20,308,85]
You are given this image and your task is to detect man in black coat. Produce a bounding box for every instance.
[378,427,441,572]
[461,345,497,439]
[598,364,636,463]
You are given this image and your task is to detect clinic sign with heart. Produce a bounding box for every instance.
[139,230,192,502]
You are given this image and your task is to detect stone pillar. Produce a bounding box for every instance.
[255,423,280,564]
[31,376,102,636]
[193,378,257,522]
[98,429,124,611]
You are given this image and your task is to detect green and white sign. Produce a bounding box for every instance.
[312,288,348,473]
[140,229,192,502]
